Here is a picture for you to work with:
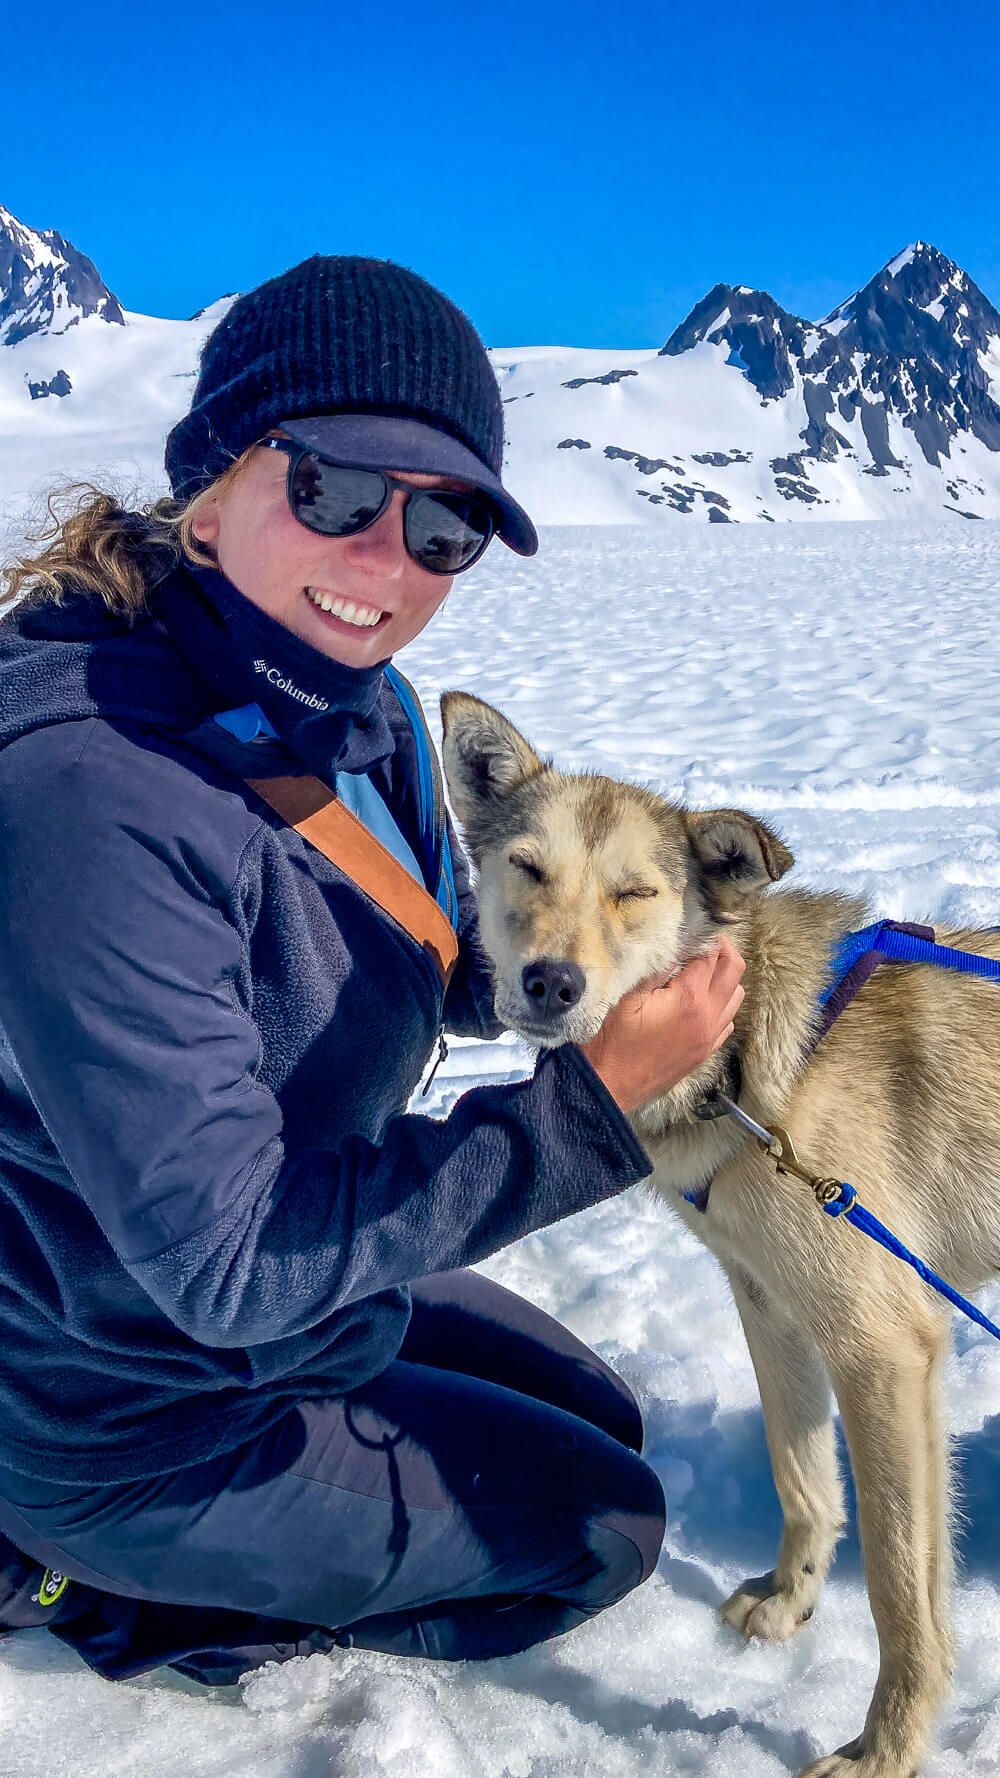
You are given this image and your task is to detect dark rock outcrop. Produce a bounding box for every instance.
[27,368,72,399]
[562,368,638,389]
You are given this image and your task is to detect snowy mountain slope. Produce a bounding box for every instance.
[495,242,1000,527]
[3,204,1000,528]
[2,517,1000,1777]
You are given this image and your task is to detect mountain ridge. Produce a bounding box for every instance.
[2,204,1000,525]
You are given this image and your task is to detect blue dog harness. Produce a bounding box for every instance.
[817,918,1000,1042]
[690,918,1000,1343]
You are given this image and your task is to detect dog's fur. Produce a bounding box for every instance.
[441,689,1000,1778]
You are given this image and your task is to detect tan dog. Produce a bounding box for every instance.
[441,689,1000,1778]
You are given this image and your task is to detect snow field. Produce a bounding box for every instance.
[2,519,1000,1774]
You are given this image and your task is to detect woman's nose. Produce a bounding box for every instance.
[337,490,409,577]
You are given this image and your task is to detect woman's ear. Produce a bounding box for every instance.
[190,497,220,547]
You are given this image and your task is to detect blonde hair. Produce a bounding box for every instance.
[0,440,261,621]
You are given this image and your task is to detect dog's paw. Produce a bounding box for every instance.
[721,1570,816,1643]
[797,1745,864,1778]
[797,1736,917,1777]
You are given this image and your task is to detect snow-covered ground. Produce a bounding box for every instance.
[2,518,1000,1775]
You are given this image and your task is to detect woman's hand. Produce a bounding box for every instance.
[580,938,746,1114]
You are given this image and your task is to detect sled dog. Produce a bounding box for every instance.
[441,689,1000,1778]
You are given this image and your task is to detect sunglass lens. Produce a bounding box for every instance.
[405,492,492,574]
[289,456,386,534]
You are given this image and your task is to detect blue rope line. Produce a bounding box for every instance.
[822,1181,1000,1343]
[771,920,1000,1342]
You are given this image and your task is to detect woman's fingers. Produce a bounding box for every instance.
[721,984,747,1025]
[580,937,748,1113]
[707,935,747,999]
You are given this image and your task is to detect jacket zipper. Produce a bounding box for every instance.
[420,1026,450,1098]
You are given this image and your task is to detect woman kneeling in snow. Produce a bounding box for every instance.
[0,255,743,1683]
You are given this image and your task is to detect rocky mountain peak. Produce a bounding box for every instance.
[658,282,809,400]
[658,242,1000,468]
[820,240,1000,360]
[0,202,125,347]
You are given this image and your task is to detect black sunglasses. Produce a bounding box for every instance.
[261,436,495,576]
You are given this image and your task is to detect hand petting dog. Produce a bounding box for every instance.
[581,940,746,1113]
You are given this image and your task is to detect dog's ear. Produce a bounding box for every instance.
[440,692,544,832]
[685,808,794,919]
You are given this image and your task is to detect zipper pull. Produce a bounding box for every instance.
[421,1029,449,1098]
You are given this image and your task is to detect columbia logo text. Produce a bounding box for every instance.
[252,661,329,711]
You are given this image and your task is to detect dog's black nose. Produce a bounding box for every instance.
[521,959,586,1017]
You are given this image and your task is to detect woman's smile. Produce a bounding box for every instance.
[303,585,391,634]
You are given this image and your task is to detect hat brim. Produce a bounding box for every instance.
[277,414,538,557]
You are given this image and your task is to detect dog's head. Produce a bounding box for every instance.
[441,691,793,1046]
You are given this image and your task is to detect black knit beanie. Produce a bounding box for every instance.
[164,254,536,554]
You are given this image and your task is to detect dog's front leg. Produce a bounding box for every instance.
[720,1266,845,1643]
[798,1318,954,1778]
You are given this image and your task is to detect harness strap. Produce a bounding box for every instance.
[686,919,1000,1216]
[811,918,1000,1054]
[708,917,1000,1341]
[247,775,459,988]
[810,919,935,1052]
[870,923,1000,978]
[383,664,458,929]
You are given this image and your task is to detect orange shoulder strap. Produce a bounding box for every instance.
[246,775,459,988]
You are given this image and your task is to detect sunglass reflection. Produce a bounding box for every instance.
[265,439,494,575]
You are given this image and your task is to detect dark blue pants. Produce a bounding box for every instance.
[0,1270,665,1676]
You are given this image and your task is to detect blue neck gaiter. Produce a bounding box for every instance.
[150,560,395,778]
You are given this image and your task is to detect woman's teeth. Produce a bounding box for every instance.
[305,588,384,628]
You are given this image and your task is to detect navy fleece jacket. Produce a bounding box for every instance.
[0,560,652,1484]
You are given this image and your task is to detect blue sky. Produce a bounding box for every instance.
[6,0,999,346]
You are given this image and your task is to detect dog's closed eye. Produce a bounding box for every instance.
[614,884,659,904]
[509,851,546,884]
